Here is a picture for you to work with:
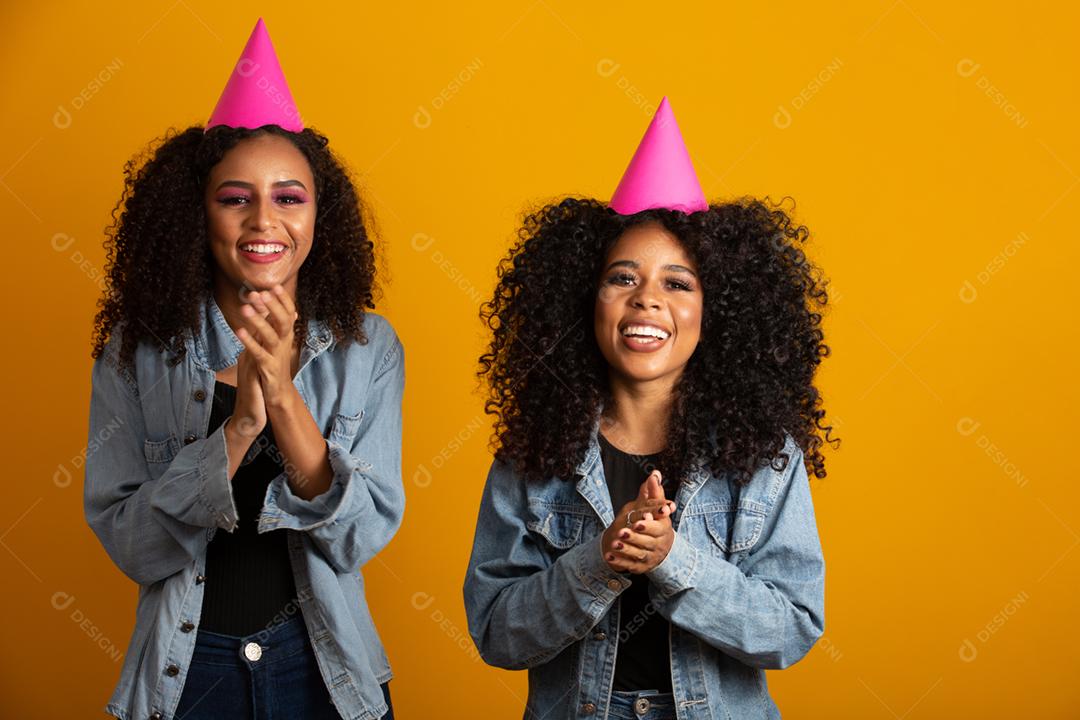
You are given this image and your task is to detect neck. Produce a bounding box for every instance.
[600,372,679,455]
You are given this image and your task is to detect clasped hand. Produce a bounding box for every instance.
[601,470,677,574]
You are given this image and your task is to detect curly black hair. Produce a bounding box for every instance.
[90,123,379,374]
[479,196,839,488]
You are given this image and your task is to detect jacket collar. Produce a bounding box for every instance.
[190,293,334,371]
[574,407,710,527]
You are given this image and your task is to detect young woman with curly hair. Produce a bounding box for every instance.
[464,99,837,719]
[84,20,401,720]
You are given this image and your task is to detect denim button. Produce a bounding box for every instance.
[593,631,606,641]
[606,579,621,591]
[180,621,195,633]
[164,663,179,676]
[183,434,197,445]
[634,697,651,715]
[195,574,205,584]
[581,702,596,715]
[193,389,207,402]
[244,642,263,661]
[149,712,163,720]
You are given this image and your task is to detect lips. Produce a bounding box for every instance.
[238,240,288,264]
[618,319,672,353]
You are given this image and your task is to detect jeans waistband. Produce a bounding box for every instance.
[193,612,310,666]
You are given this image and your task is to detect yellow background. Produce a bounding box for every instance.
[2,2,1076,717]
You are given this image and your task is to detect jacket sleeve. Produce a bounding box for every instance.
[258,334,406,575]
[463,461,632,670]
[83,344,239,587]
[645,444,826,670]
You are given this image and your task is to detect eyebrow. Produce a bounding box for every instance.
[215,179,309,192]
[604,259,698,278]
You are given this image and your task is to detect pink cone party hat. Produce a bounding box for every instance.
[206,18,303,132]
[609,97,707,215]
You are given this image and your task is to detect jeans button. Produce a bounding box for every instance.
[183,434,197,445]
[149,712,163,720]
[244,642,263,661]
[606,579,621,592]
[164,663,179,677]
[580,703,596,715]
[193,389,207,402]
[180,621,195,633]
[634,697,651,715]
[592,631,606,641]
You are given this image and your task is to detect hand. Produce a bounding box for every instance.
[228,337,267,439]
[236,284,300,411]
[601,469,677,574]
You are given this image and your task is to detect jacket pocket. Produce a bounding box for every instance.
[526,505,586,550]
[701,500,767,554]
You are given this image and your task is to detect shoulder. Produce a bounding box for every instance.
[329,311,403,377]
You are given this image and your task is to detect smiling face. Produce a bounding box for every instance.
[205,133,316,301]
[594,221,703,388]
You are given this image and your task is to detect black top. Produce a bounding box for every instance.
[598,432,674,693]
[199,380,300,636]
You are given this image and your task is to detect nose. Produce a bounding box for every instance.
[247,195,276,231]
[631,280,661,310]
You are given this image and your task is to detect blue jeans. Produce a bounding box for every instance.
[607,689,676,720]
[174,613,393,719]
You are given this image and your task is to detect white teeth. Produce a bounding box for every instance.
[621,324,670,340]
[240,244,285,254]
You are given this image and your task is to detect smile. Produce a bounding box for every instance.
[239,243,287,263]
[619,323,671,353]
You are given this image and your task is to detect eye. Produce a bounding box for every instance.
[666,278,694,291]
[605,272,636,286]
[218,195,249,206]
[275,194,306,204]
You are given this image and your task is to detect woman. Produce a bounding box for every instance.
[84,19,402,720]
[464,98,836,719]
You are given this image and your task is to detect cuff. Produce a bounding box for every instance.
[259,438,354,532]
[198,422,238,532]
[573,534,633,601]
[646,530,699,598]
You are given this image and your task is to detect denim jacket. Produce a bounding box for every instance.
[463,425,825,719]
[83,294,405,720]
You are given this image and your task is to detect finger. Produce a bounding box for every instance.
[236,326,272,363]
[610,544,650,564]
[271,284,297,319]
[648,471,666,501]
[653,500,677,520]
[612,529,659,551]
[258,289,293,339]
[636,477,651,502]
[241,303,281,350]
[628,519,670,539]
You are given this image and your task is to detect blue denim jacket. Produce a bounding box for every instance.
[463,425,825,719]
[83,294,405,720]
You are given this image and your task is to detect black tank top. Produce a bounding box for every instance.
[598,432,674,692]
[199,380,300,635]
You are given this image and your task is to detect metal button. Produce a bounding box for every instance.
[593,632,606,641]
[244,642,263,661]
[165,663,179,676]
[180,621,195,633]
[193,389,207,402]
[634,697,651,715]
[606,579,621,592]
[581,702,596,715]
[183,434,197,445]
[195,574,205,584]
[149,712,163,720]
